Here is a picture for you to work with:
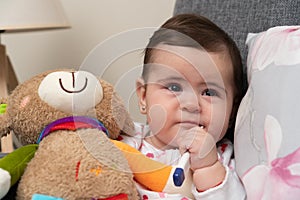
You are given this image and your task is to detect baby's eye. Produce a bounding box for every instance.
[167,83,182,92]
[202,89,218,96]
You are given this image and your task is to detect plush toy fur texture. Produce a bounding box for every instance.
[18,129,138,200]
[0,69,138,199]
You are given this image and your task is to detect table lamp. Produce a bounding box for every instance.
[0,0,70,153]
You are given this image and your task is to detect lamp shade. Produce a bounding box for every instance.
[0,0,70,31]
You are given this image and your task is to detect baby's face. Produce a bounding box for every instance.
[137,45,235,149]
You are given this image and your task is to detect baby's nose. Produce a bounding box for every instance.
[179,92,201,113]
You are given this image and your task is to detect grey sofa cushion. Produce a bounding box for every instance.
[174,0,300,83]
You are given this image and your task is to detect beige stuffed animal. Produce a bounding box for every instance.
[0,69,139,200]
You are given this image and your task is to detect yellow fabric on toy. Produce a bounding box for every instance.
[111,140,172,192]
[0,104,7,114]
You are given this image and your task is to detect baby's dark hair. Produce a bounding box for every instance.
[142,14,244,143]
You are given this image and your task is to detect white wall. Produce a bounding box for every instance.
[2,0,176,122]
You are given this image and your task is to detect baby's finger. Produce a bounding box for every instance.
[182,128,206,152]
[177,127,205,153]
[196,133,216,159]
[178,145,187,155]
[177,137,192,154]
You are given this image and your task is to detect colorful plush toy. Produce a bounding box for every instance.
[0,69,139,200]
[0,69,193,200]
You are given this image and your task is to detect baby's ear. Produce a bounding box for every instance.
[0,99,11,138]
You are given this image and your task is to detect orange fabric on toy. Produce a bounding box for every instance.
[111,140,172,192]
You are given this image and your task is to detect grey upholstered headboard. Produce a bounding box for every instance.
[174,0,300,86]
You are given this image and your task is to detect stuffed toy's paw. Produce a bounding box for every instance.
[0,168,11,199]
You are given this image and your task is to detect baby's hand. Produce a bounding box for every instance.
[177,126,218,171]
[177,127,225,191]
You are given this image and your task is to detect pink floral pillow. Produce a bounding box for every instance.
[234,26,300,199]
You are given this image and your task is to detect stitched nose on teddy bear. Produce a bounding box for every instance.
[38,71,103,115]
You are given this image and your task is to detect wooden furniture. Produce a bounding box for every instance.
[0,43,18,153]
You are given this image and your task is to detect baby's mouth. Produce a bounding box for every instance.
[179,121,205,130]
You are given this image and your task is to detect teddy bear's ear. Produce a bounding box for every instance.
[95,79,136,139]
[111,92,135,137]
[119,105,135,136]
[0,98,11,138]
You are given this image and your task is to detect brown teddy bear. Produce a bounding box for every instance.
[0,69,139,200]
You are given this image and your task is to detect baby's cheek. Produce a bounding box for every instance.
[148,104,167,135]
[208,105,229,141]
